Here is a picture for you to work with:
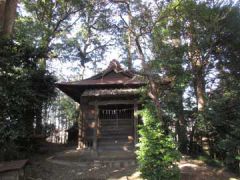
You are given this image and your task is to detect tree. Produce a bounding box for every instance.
[113,0,175,121]
[206,4,240,172]
[151,0,240,171]
[152,5,190,153]
[0,0,85,158]
[14,0,85,134]
[152,0,238,154]
[0,0,18,37]
[0,39,56,160]
[56,0,113,69]
[113,1,182,179]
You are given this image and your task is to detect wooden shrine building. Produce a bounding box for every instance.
[56,60,145,151]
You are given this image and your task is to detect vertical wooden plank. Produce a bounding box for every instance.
[134,103,138,145]
[77,104,85,150]
[93,102,98,150]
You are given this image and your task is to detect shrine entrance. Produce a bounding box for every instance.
[98,104,134,151]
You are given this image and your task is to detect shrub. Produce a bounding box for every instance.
[136,105,180,180]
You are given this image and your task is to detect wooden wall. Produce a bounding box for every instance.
[78,95,140,150]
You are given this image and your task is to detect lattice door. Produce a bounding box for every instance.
[98,104,134,149]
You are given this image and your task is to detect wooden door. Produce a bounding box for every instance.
[98,104,134,151]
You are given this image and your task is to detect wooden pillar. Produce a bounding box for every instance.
[134,103,138,145]
[93,102,98,150]
[77,104,85,150]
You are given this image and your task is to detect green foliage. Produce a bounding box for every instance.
[151,0,192,154]
[0,39,56,160]
[0,120,22,161]
[206,86,240,172]
[202,5,240,172]
[151,0,240,172]
[136,103,180,180]
[1,0,240,175]
[58,95,78,122]
[0,0,95,160]
[55,0,112,67]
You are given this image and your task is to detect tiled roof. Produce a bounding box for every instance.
[56,60,145,102]
[57,76,144,86]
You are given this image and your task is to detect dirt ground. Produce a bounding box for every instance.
[25,144,240,180]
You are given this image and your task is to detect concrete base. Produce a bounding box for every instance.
[48,148,136,168]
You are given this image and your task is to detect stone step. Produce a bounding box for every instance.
[98,137,132,141]
[97,150,136,161]
[98,141,133,147]
[100,122,132,127]
[98,136,130,140]
[100,124,133,127]
[98,140,130,143]
[98,145,134,151]
[101,130,132,136]
[99,118,133,121]
[98,141,132,145]
[93,159,136,168]
[99,136,130,140]
[100,126,133,130]
[100,118,133,122]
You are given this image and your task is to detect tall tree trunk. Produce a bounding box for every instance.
[23,108,35,136]
[0,1,6,28]
[0,0,18,37]
[126,2,132,70]
[189,47,208,154]
[193,69,206,112]
[35,104,43,135]
[134,35,163,121]
[189,125,196,155]
[148,78,162,120]
[176,91,188,154]
[188,27,206,112]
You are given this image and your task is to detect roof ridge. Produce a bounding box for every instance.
[107,59,123,71]
[88,59,134,80]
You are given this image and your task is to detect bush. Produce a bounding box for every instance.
[0,120,24,161]
[136,105,180,180]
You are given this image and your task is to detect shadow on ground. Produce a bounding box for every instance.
[25,143,239,180]
[26,143,139,180]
